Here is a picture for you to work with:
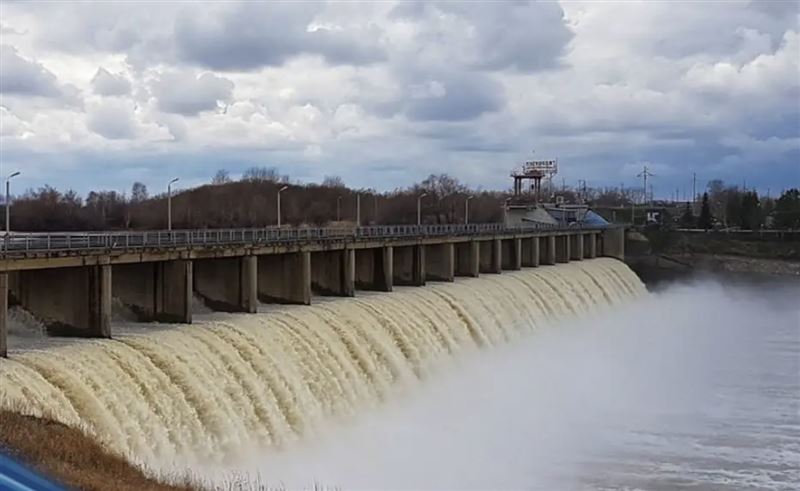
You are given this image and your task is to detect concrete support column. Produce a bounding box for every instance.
[585,233,597,259]
[258,252,311,304]
[393,244,426,286]
[501,238,522,271]
[555,235,571,263]
[355,246,393,291]
[425,243,454,282]
[311,248,355,296]
[13,265,111,337]
[540,235,556,265]
[601,227,625,260]
[194,256,258,312]
[479,239,502,274]
[156,260,193,323]
[454,241,479,277]
[570,233,584,261]
[521,237,540,267]
[1,273,8,358]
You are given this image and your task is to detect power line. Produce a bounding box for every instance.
[637,165,655,205]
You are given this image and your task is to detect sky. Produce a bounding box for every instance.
[0,1,798,198]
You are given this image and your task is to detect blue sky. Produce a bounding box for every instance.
[0,1,798,199]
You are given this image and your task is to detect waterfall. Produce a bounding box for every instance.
[0,258,644,470]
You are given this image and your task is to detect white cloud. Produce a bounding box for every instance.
[87,99,137,139]
[0,0,795,195]
[91,67,132,96]
[151,71,234,116]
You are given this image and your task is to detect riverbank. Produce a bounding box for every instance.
[0,411,193,491]
[624,229,800,287]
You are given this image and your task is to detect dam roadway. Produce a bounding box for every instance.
[0,224,625,357]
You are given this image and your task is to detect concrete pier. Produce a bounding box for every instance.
[555,235,571,263]
[0,273,7,357]
[113,260,193,323]
[311,249,355,296]
[194,256,258,312]
[425,243,454,282]
[570,234,584,261]
[479,239,502,274]
[393,244,426,286]
[12,265,111,337]
[521,237,540,267]
[601,227,625,260]
[354,246,393,291]
[541,235,556,265]
[454,241,480,277]
[585,233,597,259]
[501,238,522,271]
[258,252,311,304]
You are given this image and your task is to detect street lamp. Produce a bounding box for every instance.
[417,192,428,226]
[356,193,361,226]
[167,177,179,231]
[465,195,474,225]
[5,171,20,243]
[277,185,289,227]
[503,197,512,226]
[336,195,342,222]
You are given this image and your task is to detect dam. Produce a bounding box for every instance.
[0,224,624,356]
[0,223,640,480]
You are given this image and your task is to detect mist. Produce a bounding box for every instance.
[206,280,800,490]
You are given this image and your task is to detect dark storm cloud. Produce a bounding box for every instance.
[405,75,505,122]
[0,45,62,97]
[173,3,384,71]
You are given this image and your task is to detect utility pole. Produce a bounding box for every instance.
[692,172,697,204]
[637,165,655,205]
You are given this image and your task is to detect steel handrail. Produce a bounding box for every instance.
[0,223,603,254]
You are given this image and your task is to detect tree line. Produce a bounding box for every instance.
[3,168,507,232]
[4,167,798,232]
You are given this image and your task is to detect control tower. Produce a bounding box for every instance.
[510,157,558,202]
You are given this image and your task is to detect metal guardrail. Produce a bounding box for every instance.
[0,223,600,255]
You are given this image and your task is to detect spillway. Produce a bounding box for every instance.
[0,258,644,470]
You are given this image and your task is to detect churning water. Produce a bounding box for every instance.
[1,258,798,490]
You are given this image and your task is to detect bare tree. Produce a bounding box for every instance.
[242,166,281,182]
[212,169,232,185]
[322,175,346,188]
[131,182,149,203]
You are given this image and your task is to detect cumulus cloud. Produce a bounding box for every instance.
[91,67,132,96]
[152,71,234,115]
[405,74,505,121]
[87,99,137,139]
[174,3,384,70]
[0,45,62,97]
[0,0,796,195]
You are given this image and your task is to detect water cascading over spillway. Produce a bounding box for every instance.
[0,258,644,470]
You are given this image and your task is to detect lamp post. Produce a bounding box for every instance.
[503,197,512,226]
[277,185,288,227]
[167,177,179,231]
[5,171,20,247]
[336,195,342,222]
[417,193,428,226]
[356,193,361,226]
[465,195,474,225]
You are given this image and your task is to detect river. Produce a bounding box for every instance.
[202,279,799,490]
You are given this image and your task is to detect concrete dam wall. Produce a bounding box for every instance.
[0,258,644,471]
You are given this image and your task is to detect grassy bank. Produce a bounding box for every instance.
[0,411,194,491]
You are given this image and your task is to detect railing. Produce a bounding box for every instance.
[0,222,600,255]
